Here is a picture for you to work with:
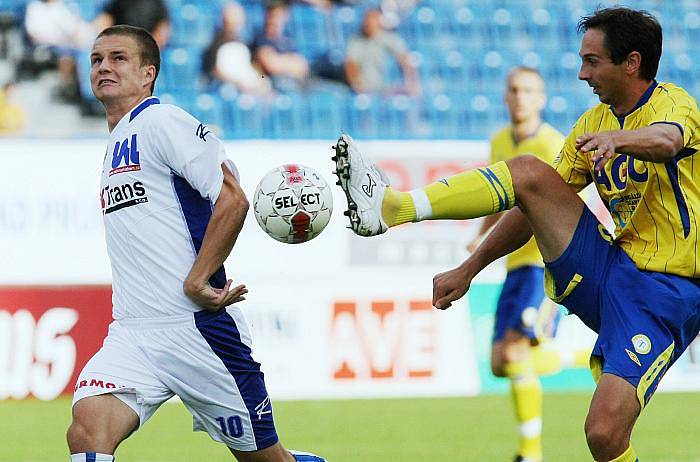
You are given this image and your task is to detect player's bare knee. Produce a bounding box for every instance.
[66,420,113,453]
[507,155,555,198]
[584,412,629,458]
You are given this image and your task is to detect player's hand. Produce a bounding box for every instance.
[432,263,475,310]
[184,278,248,312]
[575,131,616,172]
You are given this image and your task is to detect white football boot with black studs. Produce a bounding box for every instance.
[332,134,389,237]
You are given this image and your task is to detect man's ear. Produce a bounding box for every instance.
[626,51,642,77]
[143,64,156,89]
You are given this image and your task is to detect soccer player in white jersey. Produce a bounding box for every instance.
[66,25,326,462]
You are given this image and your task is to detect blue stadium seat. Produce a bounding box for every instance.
[289,4,329,57]
[161,47,201,91]
[54,0,696,140]
[268,92,305,139]
[170,2,217,49]
[0,0,26,24]
[308,91,344,139]
[425,93,460,138]
[227,95,266,139]
[346,93,382,139]
[191,92,226,136]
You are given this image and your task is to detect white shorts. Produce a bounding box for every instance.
[72,307,278,451]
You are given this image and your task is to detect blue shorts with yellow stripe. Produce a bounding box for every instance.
[493,266,557,342]
[545,206,700,408]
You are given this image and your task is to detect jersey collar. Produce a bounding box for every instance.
[129,96,160,122]
[510,123,542,146]
[609,80,658,121]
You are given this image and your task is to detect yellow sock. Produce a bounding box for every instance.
[609,445,637,462]
[532,345,562,376]
[381,161,516,227]
[381,187,417,226]
[506,360,543,461]
[531,345,592,376]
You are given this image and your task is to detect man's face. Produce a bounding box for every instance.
[363,11,383,37]
[90,35,152,103]
[504,71,545,123]
[578,28,627,106]
[265,6,288,38]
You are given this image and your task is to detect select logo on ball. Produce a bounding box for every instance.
[254,164,333,244]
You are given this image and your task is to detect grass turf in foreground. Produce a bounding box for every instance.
[2,392,700,461]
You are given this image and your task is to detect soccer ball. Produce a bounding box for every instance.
[253,164,333,244]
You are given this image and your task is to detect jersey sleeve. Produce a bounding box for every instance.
[648,86,700,147]
[552,116,592,193]
[149,106,238,203]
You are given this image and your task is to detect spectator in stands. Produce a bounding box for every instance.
[203,1,272,96]
[0,82,25,134]
[94,0,170,49]
[252,3,310,92]
[345,8,420,96]
[24,0,95,101]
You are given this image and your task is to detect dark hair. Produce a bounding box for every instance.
[577,7,662,81]
[96,25,161,94]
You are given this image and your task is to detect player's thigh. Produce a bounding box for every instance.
[230,442,293,462]
[507,155,585,263]
[150,308,279,451]
[69,394,139,453]
[592,268,700,407]
[71,320,174,448]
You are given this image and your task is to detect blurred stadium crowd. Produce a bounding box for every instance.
[0,0,698,139]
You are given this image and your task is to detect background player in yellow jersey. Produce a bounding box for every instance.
[333,7,700,462]
[467,67,585,462]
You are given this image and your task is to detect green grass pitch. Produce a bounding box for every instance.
[4,393,700,461]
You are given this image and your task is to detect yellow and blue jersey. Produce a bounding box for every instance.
[491,123,565,271]
[554,81,700,278]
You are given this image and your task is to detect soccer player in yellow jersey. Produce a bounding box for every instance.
[333,7,700,462]
[467,67,570,462]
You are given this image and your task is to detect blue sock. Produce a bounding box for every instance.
[290,450,326,461]
[70,453,114,462]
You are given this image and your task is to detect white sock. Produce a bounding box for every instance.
[409,189,432,221]
[70,453,114,462]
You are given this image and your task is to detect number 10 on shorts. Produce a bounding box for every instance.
[216,415,244,438]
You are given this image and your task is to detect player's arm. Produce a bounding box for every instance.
[576,123,683,170]
[577,87,698,170]
[467,211,503,253]
[183,165,249,312]
[435,125,588,309]
[152,108,248,311]
[435,207,532,309]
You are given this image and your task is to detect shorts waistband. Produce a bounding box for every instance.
[115,312,196,329]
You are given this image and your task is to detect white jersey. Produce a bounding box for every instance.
[100,97,237,319]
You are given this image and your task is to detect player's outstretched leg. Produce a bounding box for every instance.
[332,134,515,236]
